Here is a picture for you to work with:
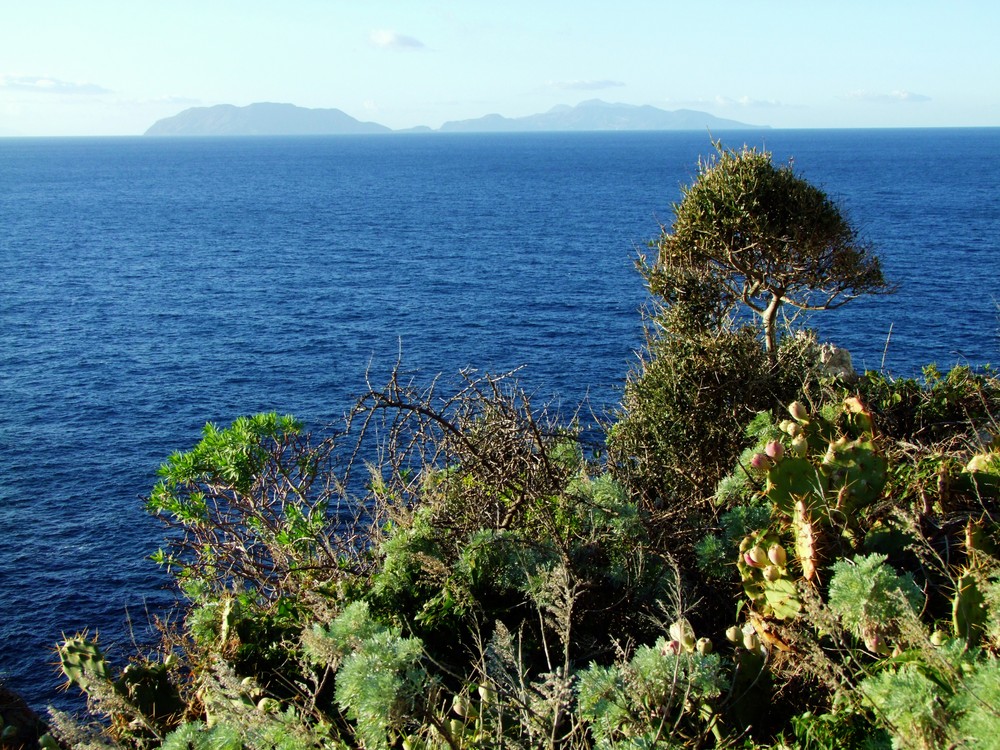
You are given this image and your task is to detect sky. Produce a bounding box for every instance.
[2,0,998,136]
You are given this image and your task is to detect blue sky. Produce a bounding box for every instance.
[2,1,997,136]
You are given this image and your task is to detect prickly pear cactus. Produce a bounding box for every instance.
[737,531,801,620]
[766,456,824,516]
[115,661,183,724]
[962,448,1000,498]
[58,634,110,691]
[792,499,818,582]
[819,437,886,513]
[953,568,987,645]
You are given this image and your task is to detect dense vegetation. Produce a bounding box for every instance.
[6,145,1000,750]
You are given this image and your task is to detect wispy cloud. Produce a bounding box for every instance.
[550,79,626,91]
[0,75,111,95]
[844,89,931,103]
[369,30,425,50]
[714,95,782,108]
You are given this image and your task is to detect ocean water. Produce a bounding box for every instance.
[1,129,998,712]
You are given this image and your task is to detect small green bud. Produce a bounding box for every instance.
[696,637,713,655]
[763,564,781,582]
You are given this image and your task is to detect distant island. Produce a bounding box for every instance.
[144,102,391,136]
[144,100,766,136]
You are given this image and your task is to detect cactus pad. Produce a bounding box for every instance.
[766,457,824,516]
[58,634,109,691]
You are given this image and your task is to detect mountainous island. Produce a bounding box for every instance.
[144,100,766,136]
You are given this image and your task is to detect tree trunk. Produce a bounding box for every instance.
[762,293,782,362]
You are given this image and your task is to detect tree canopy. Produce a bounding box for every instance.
[649,143,891,357]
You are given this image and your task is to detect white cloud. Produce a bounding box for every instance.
[844,89,931,103]
[0,75,111,95]
[714,95,782,108]
[369,30,425,50]
[550,79,626,91]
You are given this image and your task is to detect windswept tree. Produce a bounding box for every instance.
[648,143,891,359]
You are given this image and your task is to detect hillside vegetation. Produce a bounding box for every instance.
[13,145,1000,750]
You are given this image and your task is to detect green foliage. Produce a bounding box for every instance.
[649,142,889,356]
[40,142,1000,750]
[789,709,891,750]
[577,638,726,747]
[312,603,430,750]
[695,503,772,579]
[950,660,1000,745]
[856,365,1000,443]
[859,663,952,749]
[827,554,922,652]
[160,721,242,750]
[146,412,348,603]
[609,325,793,509]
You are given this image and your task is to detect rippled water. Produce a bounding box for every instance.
[1,129,997,711]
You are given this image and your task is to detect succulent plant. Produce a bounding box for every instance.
[952,568,987,645]
[765,456,824,516]
[736,530,802,620]
[58,634,110,691]
[115,660,183,724]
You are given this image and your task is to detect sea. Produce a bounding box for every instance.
[1,129,998,713]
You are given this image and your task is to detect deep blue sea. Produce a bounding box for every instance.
[1,129,998,712]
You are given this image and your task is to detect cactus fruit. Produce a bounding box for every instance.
[744,546,767,567]
[696,637,713,655]
[58,634,109,691]
[765,441,784,461]
[790,435,809,458]
[779,420,798,436]
[478,684,496,705]
[669,618,697,652]
[452,693,471,718]
[768,544,787,567]
[737,530,802,620]
[725,626,741,644]
[788,402,808,422]
[661,639,682,655]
